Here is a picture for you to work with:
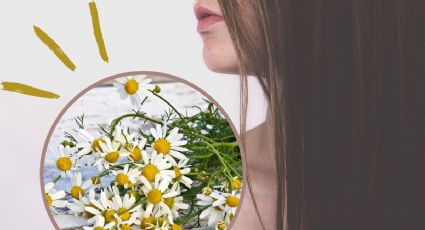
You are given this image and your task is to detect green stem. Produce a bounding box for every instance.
[53,175,62,183]
[109,113,163,139]
[150,90,191,129]
[108,113,213,142]
[202,141,234,181]
[187,172,211,176]
[212,141,238,148]
[179,205,209,225]
[208,168,222,187]
[97,162,140,178]
[228,164,242,178]
[189,153,214,159]
[176,128,213,143]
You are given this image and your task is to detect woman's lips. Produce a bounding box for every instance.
[194,6,224,33]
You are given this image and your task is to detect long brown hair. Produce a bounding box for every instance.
[218,0,425,229]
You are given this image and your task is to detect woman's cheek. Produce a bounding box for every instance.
[201,26,239,74]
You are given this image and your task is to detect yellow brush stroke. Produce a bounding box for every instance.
[1,82,60,99]
[33,25,77,71]
[89,1,109,62]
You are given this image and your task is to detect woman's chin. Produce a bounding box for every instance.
[203,49,239,74]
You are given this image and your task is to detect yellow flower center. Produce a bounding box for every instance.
[153,138,171,154]
[217,220,229,230]
[91,176,101,185]
[147,189,162,205]
[120,224,132,230]
[125,79,139,95]
[142,164,159,182]
[226,196,239,207]
[232,178,241,190]
[172,224,183,230]
[174,167,182,179]
[118,208,130,221]
[163,197,175,209]
[45,194,53,207]
[116,173,129,186]
[94,227,105,230]
[141,216,156,229]
[105,151,120,163]
[70,186,85,199]
[103,209,116,224]
[92,138,106,152]
[56,157,72,172]
[130,146,142,161]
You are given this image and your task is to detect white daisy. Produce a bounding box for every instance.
[141,218,170,230]
[111,164,140,188]
[118,208,145,230]
[44,182,68,210]
[104,185,121,200]
[76,128,107,156]
[83,215,115,230]
[196,191,226,227]
[218,191,240,219]
[86,189,140,228]
[134,207,155,229]
[137,214,171,230]
[139,151,174,183]
[150,124,189,161]
[151,221,170,230]
[168,157,193,188]
[89,175,103,190]
[113,75,155,108]
[67,189,96,217]
[126,137,148,163]
[112,126,130,151]
[161,195,189,220]
[140,175,179,224]
[69,172,93,200]
[109,193,140,226]
[52,145,76,177]
[152,182,187,222]
[134,207,179,229]
[94,138,129,171]
[85,191,115,225]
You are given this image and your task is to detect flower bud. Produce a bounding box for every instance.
[202,187,213,195]
[154,85,161,93]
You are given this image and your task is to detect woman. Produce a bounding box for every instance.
[195,0,425,230]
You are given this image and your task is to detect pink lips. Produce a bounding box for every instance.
[194,6,224,33]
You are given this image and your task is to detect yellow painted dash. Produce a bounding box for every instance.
[1,82,60,99]
[89,1,109,63]
[33,25,77,71]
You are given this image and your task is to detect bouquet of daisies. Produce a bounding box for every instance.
[44,76,243,230]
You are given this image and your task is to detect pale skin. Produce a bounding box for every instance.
[195,1,277,229]
[194,0,239,74]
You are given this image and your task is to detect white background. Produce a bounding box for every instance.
[0,1,267,229]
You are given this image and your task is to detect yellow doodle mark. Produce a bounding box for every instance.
[33,25,77,71]
[0,82,60,99]
[89,1,109,62]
